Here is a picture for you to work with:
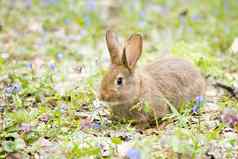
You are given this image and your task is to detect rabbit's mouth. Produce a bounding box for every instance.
[102,101,124,106]
[100,98,139,107]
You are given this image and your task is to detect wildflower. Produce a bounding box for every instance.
[192,105,199,114]
[5,83,21,94]
[84,16,91,27]
[92,120,101,129]
[92,123,100,129]
[98,143,110,157]
[86,0,96,11]
[38,138,51,147]
[80,29,87,37]
[56,52,64,61]
[138,20,146,28]
[20,123,31,133]
[64,19,70,25]
[25,0,32,8]
[126,148,141,159]
[60,103,68,113]
[195,96,204,104]
[191,14,202,21]
[48,61,56,70]
[192,96,204,113]
[221,108,238,127]
[26,63,32,69]
[139,11,145,18]
[39,114,49,123]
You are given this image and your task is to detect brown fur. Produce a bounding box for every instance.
[100,30,206,124]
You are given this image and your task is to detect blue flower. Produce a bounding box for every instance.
[139,11,145,18]
[126,148,141,159]
[60,103,68,113]
[191,15,202,21]
[138,20,146,28]
[84,16,91,27]
[92,121,101,129]
[192,96,204,113]
[80,29,87,36]
[86,0,96,11]
[56,52,64,60]
[48,61,56,70]
[64,19,71,25]
[26,63,32,69]
[5,83,21,94]
[12,84,21,93]
[192,105,199,113]
[195,96,204,105]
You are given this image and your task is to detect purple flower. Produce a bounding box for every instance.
[80,29,87,36]
[64,19,70,25]
[138,20,146,28]
[39,114,49,123]
[25,0,32,8]
[98,143,110,157]
[5,87,13,94]
[126,148,141,159]
[191,14,202,21]
[195,96,204,104]
[92,122,101,129]
[26,63,32,69]
[5,83,21,94]
[86,0,96,11]
[192,96,204,113]
[60,103,68,112]
[139,11,145,18]
[20,123,31,133]
[48,61,56,70]
[221,108,238,127]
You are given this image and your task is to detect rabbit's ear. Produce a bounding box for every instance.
[106,30,121,65]
[123,34,143,70]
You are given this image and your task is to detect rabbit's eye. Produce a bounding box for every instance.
[116,77,123,86]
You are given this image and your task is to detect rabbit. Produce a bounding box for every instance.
[99,30,206,125]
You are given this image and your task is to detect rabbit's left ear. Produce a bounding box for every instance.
[123,34,143,70]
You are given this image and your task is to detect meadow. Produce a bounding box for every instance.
[0,0,238,158]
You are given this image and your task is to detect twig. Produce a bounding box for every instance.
[213,82,238,100]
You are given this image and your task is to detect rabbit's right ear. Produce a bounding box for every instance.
[123,34,143,71]
[106,30,121,65]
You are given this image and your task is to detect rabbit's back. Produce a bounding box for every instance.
[144,57,206,107]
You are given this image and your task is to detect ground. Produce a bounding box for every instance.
[0,0,238,159]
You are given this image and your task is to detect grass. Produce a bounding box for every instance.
[0,0,238,158]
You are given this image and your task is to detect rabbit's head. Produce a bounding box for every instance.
[100,30,143,105]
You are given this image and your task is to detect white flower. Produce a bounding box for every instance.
[230,38,238,53]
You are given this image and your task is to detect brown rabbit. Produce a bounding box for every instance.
[99,30,206,125]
